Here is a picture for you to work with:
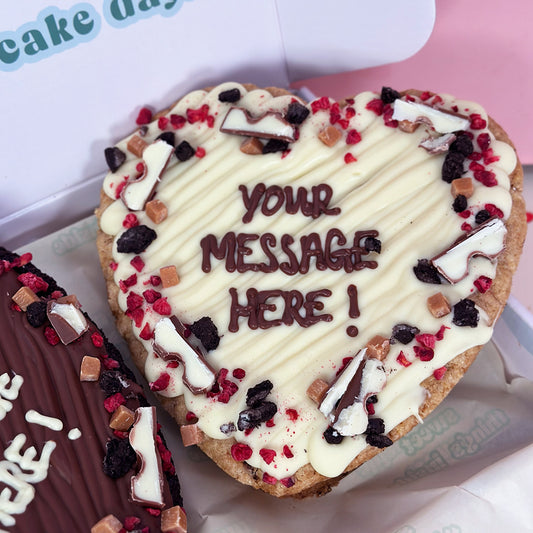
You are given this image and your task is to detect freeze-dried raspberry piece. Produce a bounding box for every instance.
[170,114,186,129]
[344,153,357,164]
[218,88,241,103]
[189,316,220,351]
[415,333,436,349]
[130,256,145,272]
[44,326,60,346]
[91,331,104,347]
[453,299,479,327]
[346,129,362,145]
[117,225,157,254]
[122,213,139,229]
[103,438,137,478]
[311,96,331,113]
[231,442,253,461]
[413,345,434,361]
[143,289,161,303]
[396,351,412,367]
[126,292,144,311]
[150,372,170,392]
[262,473,277,485]
[285,408,298,421]
[232,368,246,379]
[365,98,384,115]
[391,323,420,345]
[104,146,126,172]
[380,86,401,104]
[283,445,294,458]
[433,367,447,380]
[136,107,152,125]
[17,272,49,294]
[413,259,442,284]
[153,297,171,316]
[280,476,295,488]
[285,101,310,125]
[104,392,126,413]
[139,323,153,341]
[259,448,276,464]
[474,275,492,293]
[469,113,487,130]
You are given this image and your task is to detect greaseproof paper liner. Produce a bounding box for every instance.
[15,215,533,533]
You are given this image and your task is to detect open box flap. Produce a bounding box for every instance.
[0,0,434,241]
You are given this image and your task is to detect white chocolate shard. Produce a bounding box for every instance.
[220,107,296,142]
[393,99,470,134]
[47,300,88,345]
[431,217,507,283]
[419,133,456,154]
[129,406,164,508]
[122,140,174,211]
[153,318,215,394]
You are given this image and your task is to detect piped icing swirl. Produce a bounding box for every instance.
[100,83,516,483]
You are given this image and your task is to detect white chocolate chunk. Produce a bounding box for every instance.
[419,133,456,154]
[153,318,215,393]
[393,99,469,134]
[431,218,507,283]
[220,107,296,142]
[48,302,87,335]
[129,407,164,508]
[122,140,174,211]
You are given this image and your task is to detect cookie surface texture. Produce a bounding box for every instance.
[0,249,186,530]
[96,83,526,497]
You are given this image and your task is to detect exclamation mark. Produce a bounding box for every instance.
[346,284,359,337]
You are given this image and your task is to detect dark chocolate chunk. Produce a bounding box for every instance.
[116,225,157,254]
[365,417,385,435]
[189,316,220,351]
[103,438,137,478]
[262,139,289,154]
[364,237,382,254]
[218,88,241,103]
[380,87,401,104]
[413,259,442,284]
[246,380,273,407]
[104,146,126,173]
[452,298,479,327]
[26,301,48,328]
[391,323,420,345]
[442,151,465,183]
[366,433,393,448]
[323,426,344,445]
[175,140,195,162]
[366,394,378,404]
[156,131,176,147]
[138,125,149,137]
[475,209,491,225]
[237,401,277,431]
[449,134,473,157]
[99,371,124,396]
[452,194,468,213]
[285,101,310,125]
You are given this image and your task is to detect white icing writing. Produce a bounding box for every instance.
[0,374,23,421]
[25,410,64,432]
[68,428,81,440]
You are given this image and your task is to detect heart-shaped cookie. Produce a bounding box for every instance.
[96,83,525,497]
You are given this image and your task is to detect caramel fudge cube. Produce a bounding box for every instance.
[80,356,101,382]
[427,292,451,318]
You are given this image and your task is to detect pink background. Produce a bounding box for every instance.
[293,0,533,164]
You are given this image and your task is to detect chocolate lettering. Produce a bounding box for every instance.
[200,233,236,273]
[228,287,332,332]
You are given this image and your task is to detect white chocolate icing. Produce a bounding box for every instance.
[67,428,81,440]
[25,410,63,432]
[0,374,23,421]
[101,84,514,482]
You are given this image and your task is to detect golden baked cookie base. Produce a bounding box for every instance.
[96,86,526,498]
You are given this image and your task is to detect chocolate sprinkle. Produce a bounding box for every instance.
[246,380,273,407]
[285,101,310,125]
[380,87,401,104]
[442,151,465,183]
[391,323,420,345]
[262,139,289,154]
[189,316,220,351]
[413,259,442,284]
[104,146,126,173]
[103,438,137,479]
[26,301,48,328]
[156,131,176,147]
[366,433,393,448]
[452,194,468,213]
[237,401,277,431]
[175,140,195,162]
[364,237,382,254]
[452,298,479,327]
[218,88,241,103]
[116,225,157,254]
[323,426,344,445]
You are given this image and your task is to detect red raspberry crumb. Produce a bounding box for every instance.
[262,473,278,485]
[435,325,450,341]
[113,430,129,439]
[474,169,497,187]
[419,91,431,101]
[127,292,144,311]
[265,418,275,428]
[149,275,162,286]
[311,96,331,114]
[469,161,485,172]
[433,367,447,380]
[109,261,118,271]
[158,116,169,130]
[337,118,350,130]
[136,161,145,174]
[336,356,353,376]
[259,448,276,464]
[50,290,63,300]
[10,303,21,312]
[461,222,472,232]
[527,212,533,223]
[366,402,375,416]
[415,333,436,349]
[122,213,139,228]
[346,129,362,145]
[345,98,355,105]
[365,98,384,115]
[139,323,153,340]
[345,107,355,119]
[143,289,162,303]
[413,346,434,361]
[485,203,504,218]
[232,368,246,379]
[130,256,145,272]
[166,361,179,369]
[123,273,138,289]
[477,132,491,151]
[17,273,49,293]
[136,107,152,125]
[397,351,412,367]
[126,307,144,328]
[91,332,104,348]
[103,358,120,370]
[124,516,141,531]
[146,508,161,517]
[18,253,32,266]
[150,372,170,392]
[185,411,197,422]
[231,443,253,461]
[483,149,500,165]
[474,275,492,293]
[104,392,126,413]
[44,327,60,346]
[431,94,443,105]
[207,115,215,128]
[186,104,210,124]
[344,153,357,164]
[468,151,483,161]
[153,297,171,315]
[383,104,398,128]
[458,210,471,219]
[405,95,416,102]
[469,113,487,130]
[280,476,295,488]
[170,114,186,129]
[285,408,298,421]
[451,105,459,112]
[283,445,294,458]
[195,147,206,158]
[115,178,128,199]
